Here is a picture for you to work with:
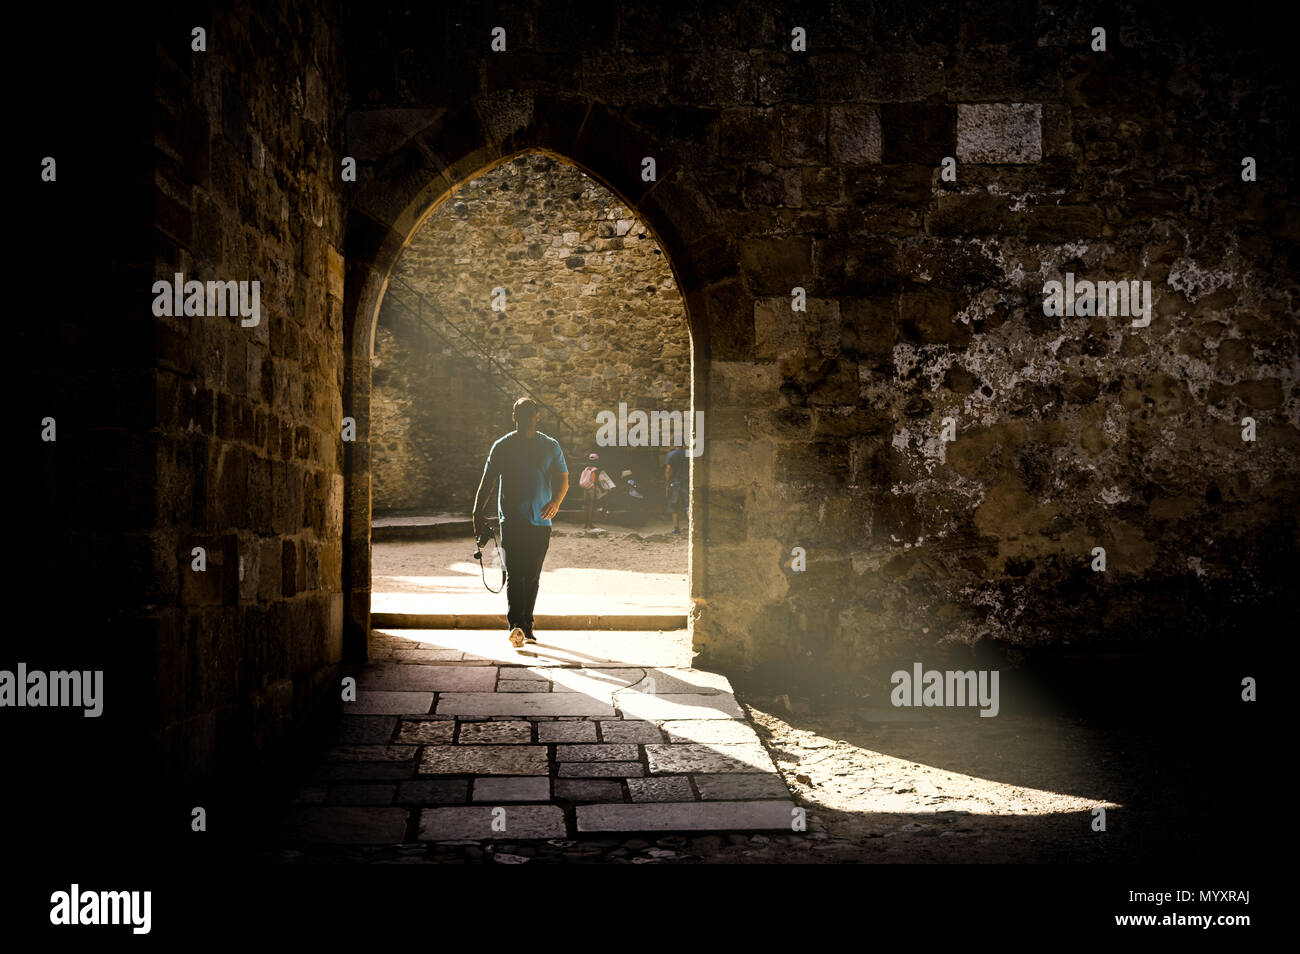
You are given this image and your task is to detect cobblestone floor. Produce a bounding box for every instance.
[273,628,800,854]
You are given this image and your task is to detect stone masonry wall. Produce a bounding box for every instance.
[372,151,690,513]
[150,0,348,781]
[345,0,1298,682]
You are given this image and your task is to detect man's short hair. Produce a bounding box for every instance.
[513,397,540,417]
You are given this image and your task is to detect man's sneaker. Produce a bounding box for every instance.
[508,627,527,648]
[524,634,538,645]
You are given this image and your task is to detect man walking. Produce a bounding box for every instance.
[664,446,688,534]
[473,397,569,647]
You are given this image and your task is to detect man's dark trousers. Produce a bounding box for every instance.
[500,518,551,637]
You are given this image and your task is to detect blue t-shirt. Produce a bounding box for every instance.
[666,448,687,484]
[484,430,568,527]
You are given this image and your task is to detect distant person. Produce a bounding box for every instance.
[579,453,612,530]
[473,397,569,647]
[664,446,688,534]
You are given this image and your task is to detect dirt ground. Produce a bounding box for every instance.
[371,516,690,616]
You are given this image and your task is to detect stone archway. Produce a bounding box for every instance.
[341,91,734,662]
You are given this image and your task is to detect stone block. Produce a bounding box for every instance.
[418,806,566,841]
[418,745,549,776]
[956,103,1042,163]
[627,777,695,802]
[472,777,550,802]
[645,743,776,774]
[577,801,797,832]
[556,744,640,762]
[694,774,792,800]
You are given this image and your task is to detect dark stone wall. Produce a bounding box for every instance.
[147,0,348,782]
[28,0,1290,806]
[344,0,1297,679]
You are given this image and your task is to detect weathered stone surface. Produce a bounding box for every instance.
[559,762,645,777]
[472,777,551,802]
[626,777,695,802]
[645,744,777,774]
[599,721,664,743]
[347,692,435,716]
[394,720,456,745]
[694,774,792,800]
[956,103,1042,163]
[538,721,599,743]
[397,780,470,804]
[457,720,533,744]
[616,693,745,721]
[359,665,497,692]
[419,746,550,776]
[552,779,624,802]
[661,720,762,744]
[438,693,616,717]
[332,716,398,744]
[556,744,640,762]
[576,801,797,832]
[323,745,418,762]
[418,806,566,840]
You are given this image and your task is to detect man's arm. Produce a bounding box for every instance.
[472,454,498,539]
[541,470,568,521]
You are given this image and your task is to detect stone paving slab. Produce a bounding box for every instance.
[373,629,692,668]
[621,669,733,694]
[497,681,544,692]
[616,693,745,721]
[538,721,598,742]
[395,720,456,744]
[282,807,409,844]
[281,629,802,843]
[550,668,644,694]
[646,743,777,774]
[333,716,398,744]
[437,692,616,717]
[553,779,623,801]
[627,777,695,802]
[694,774,792,800]
[419,745,549,776]
[559,761,645,777]
[472,777,551,802]
[359,665,497,692]
[555,743,640,762]
[397,780,470,804]
[346,691,435,715]
[576,801,798,832]
[323,745,418,762]
[393,649,466,663]
[418,806,567,840]
[661,719,762,744]
[458,720,533,743]
[599,721,664,743]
